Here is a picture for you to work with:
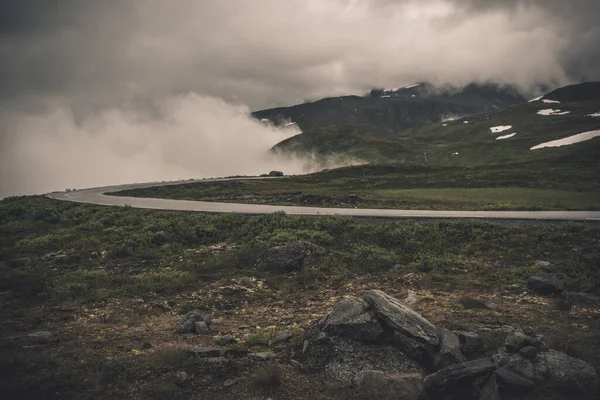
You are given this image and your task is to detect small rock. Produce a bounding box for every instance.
[318,297,385,343]
[454,331,485,357]
[27,331,53,339]
[534,260,551,269]
[216,335,237,346]
[495,367,535,393]
[254,241,325,273]
[505,332,544,353]
[302,340,310,354]
[176,371,188,382]
[139,342,153,351]
[519,346,538,359]
[424,358,496,394]
[527,274,564,295]
[275,331,293,343]
[430,328,466,371]
[223,349,249,358]
[523,326,534,336]
[223,378,237,387]
[195,321,209,334]
[251,352,274,361]
[189,347,220,358]
[357,371,423,400]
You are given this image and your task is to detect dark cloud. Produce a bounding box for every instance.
[0,0,598,197]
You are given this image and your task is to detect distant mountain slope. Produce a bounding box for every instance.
[272,82,600,167]
[253,83,525,134]
[543,82,600,103]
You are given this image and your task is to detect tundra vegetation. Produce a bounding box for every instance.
[1,196,599,398]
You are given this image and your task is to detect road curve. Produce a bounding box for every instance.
[47,179,600,221]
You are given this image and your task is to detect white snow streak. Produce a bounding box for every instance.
[530,130,600,150]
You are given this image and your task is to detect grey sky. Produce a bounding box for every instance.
[0,0,598,197]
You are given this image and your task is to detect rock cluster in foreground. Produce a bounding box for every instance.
[315,289,598,400]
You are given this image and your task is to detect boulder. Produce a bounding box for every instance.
[494,349,598,393]
[505,331,545,353]
[430,328,466,370]
[255,241,325,273]
[180,309,212,334]
[364,290,439,346]
[319,297,386,343]
[268,170,284,177]
[424,358,496,394]
[275,331,293,343]
[495,367,535,393]
[519,346,538,359]
[357,371,423,400]
[527,274,564,295]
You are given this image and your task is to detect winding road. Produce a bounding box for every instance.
[47,179,600,221]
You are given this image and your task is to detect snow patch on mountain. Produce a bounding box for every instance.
[528,96,543,102]
[496,133,517,140]
[490,125,512,133]
[542,99,560,104]
[587,112,600,117]
[537,109,571,116]
[530,130,600,150]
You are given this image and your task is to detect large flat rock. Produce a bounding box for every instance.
[364,290,439,346]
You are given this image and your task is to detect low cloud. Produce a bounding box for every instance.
[0,94,314,198]
[1,0,598,196]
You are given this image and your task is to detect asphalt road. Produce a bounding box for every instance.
[47,179,600,221]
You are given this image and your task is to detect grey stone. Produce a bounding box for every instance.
[357,371,423,400]
[254,241,325,273]
[505,332,545,353]
[519,346,538,359]
[430,328,466,371]
[527,274,564,295]
[494,349,598,393]
[302,340,310,353]
[180,309,212,333]
[454,330,485,356]
[319,297,385,343]
[251,352,274,361]
[189,347,220,358]
[139,342,153,351]
[423,358,496,393]
[364,290,439,346]
[176,371,188,382]
[223,378,237,387]
[216,334,236,346]
[194,321,209,334]
[275,331,293,343]
[495,367,535,393]
[223,349,249,358]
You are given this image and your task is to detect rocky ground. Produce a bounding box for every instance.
[2,243,599,399]
[2,198,600,399]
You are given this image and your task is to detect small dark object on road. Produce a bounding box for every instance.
[269,171,284,177]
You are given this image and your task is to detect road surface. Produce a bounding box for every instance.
[47,179,600,221]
